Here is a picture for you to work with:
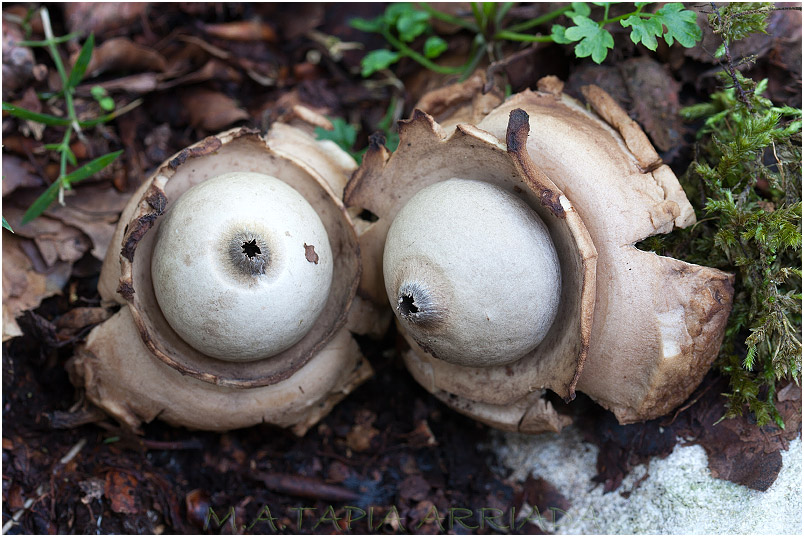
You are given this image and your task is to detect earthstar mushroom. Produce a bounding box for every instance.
[346,75,734,433]
[68,108,379,433]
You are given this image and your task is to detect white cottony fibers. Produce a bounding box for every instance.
[383,178,561,367]
[151,172,333,362]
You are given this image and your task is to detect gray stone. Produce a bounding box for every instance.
[492,427,802,534]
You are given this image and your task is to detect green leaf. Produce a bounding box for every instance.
[92,86,116,111]
[396,9,430,41]
[654,3,702,48]
[90,85,107,99]
[360,49,400,77]
[2,216,13,233]
[64,146,77,166]
[567,2,590,17]
[350,16,384,33]
[634,2,652,8]
[67,33,94,88]
[551,24,573,44]
[621,14,663,50]
[314,118,357,151]
[2,102,72,126]
[99,97,115,111]
[385,3,414,20]
[564,16,614,64]
[423,36,448,58]
[22,150,123,224]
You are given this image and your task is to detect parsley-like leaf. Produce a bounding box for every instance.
[564,16,614,64]
[360,49,401,77]
[567,2,591,17]
[621,14,663,50]
[396,9,430,42]
[350,16,384,33]
[423,36,448,58]
[551,25,573,44]
[654,3,702,47]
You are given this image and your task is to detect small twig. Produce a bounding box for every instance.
[248,471,361,502]
[710,2,752,107]
[1,484,46,534]
[483,45,542,93]
[138,438,204,450]
[58,438,87,465]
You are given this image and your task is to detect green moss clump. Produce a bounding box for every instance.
[648,4,802,427]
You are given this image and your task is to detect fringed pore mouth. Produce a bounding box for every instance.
[229,231,270,276]
[396,281,446,329]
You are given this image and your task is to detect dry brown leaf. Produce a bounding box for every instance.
[399,474,431,502]
[2,17,35,98]
[55,307,112,339]
[80,37,167,78]
[78,72,160,95]
[202,20,277,42]
[64,3,147,35]
[2,155,44,196]
[158,59,243,90]
[345,423,379,452]
[11,87,47,140]
[181,89,249,131]
[3,205,91,266]
[2,234,71,341]
[104,470,139,514]
[345,409,378,452]
[619,57,682,154]
[2,135,40,158]
[42,184,131,260]
[280,4,324,40]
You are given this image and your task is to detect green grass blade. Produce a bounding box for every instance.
[21,150,123,224]
[17,32,82,47]
[2,102,72,126]
[61,149,123,185]
[2,216,13,233]
[67,33,94,88]
[77,98,143,127]
[21,179,63,224]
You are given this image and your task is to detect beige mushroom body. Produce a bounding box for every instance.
[345,75,734,433]
[152,172,333,361]
[68,110,383,434]
[383,178,561,367]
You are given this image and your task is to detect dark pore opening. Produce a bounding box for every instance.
[398,294,418,316]
[242,239,261,258]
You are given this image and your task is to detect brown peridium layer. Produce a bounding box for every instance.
[398,75,734,427]
[345,105,597,434]
[476,78,733,424]
[69,114,377,433]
